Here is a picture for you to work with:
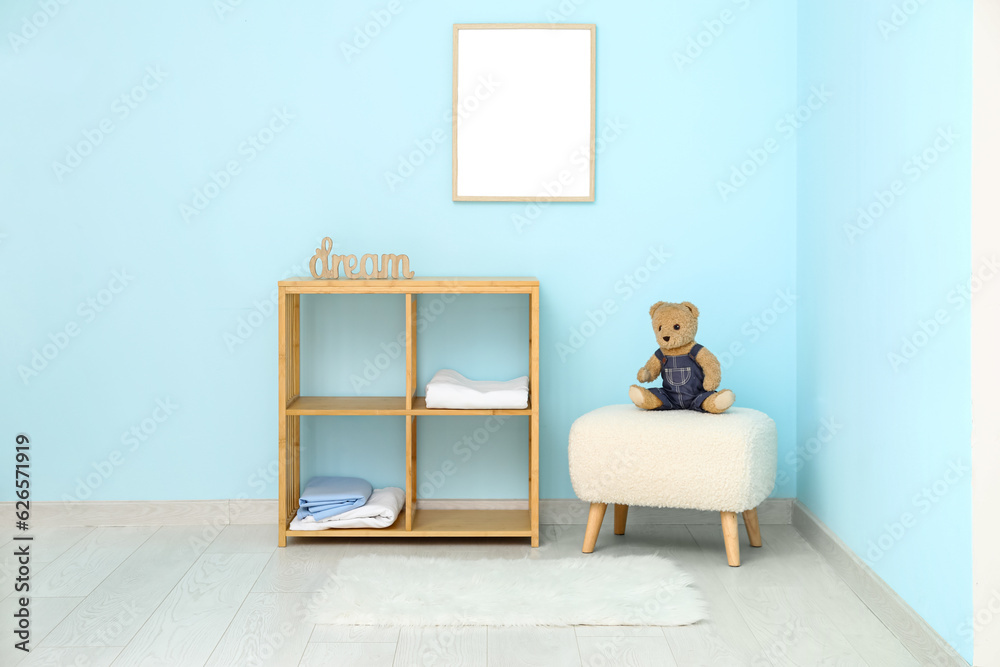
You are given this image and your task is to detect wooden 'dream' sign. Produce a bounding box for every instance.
[309,237,415,280]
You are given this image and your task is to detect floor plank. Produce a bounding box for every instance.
[685,523,792,588]
[687,524,872,665]
[42,525,212,647]
[793,507,964,665]
[206,524,280,553]
[9,527,95,565]
[394,627,487,667]
[311,625,401,643]
[764,526,923,666]
[487,627,581,667]
[19,646,121,667]
[32,527,157,598]
[0,527,95,597]
[688,525,864,665]
[574,626,664,638]
[0,596,83,666]
[300,642,396,667]
[205,592,315,666]
[626,525,765,664]
[528,523,632,561]
[109,552,269,666]
[577,635,678,667]
[726,587,867,667]
[662,623,764,667]
[844,631,924,667]
[253,543,348,593]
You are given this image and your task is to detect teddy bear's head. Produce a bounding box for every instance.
[649,301,700,351]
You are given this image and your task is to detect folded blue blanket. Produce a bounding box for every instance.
[296,476,373,521]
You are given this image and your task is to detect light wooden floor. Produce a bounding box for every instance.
[0,520,929,666]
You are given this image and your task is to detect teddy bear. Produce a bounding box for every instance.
[629,301,734,414]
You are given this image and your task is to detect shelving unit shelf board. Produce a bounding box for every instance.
[278,277,540,547]
[286,396,408,415]
[284,509,532,540]
[278,276,539,294]
[410,396,532,415]
[284,396,532,416]
[414,508,532,536]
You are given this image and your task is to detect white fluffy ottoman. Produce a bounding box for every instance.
[568,405,777,566]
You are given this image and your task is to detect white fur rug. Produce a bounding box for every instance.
[313,554,707,627]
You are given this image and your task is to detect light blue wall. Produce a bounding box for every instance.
[1,0,799,504]
[1,0,975,657]
[796,1,973,660]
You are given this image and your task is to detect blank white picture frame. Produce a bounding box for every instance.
[453,24,596,202]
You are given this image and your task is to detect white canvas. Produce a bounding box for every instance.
[455,27,594,200]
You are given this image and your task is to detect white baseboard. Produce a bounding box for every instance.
[2,498,793,527]
[9,500,232,527]
[228,499,278,524]
[0,499,278,528]
[792,501,968,666]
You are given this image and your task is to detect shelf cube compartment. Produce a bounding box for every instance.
[299,293,407,398]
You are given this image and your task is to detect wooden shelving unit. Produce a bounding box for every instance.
[277,277,540,547]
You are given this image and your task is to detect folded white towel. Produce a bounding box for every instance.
[289,487,404,530]
[424,369,529,410]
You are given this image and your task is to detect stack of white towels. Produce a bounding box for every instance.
[290,476,404,531]
[424,369,529,409]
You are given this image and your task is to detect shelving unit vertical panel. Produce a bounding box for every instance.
[405,416,416,530]
[278,287,289,547]
[405,294,416,409]
[403,415,417,530]
[405,294,417,530]
[292,294,300,397]
[291,294,301,528]
[529,286,540,546]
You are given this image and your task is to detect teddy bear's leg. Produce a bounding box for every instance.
[702,389,735,414]
[629,385,664,410]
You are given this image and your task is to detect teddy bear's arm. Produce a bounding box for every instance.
[696,346,722,391]
[637,353,660,383]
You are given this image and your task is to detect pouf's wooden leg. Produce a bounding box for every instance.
[743,508,762,547]
[721,511,740,567]
[614,504,629,536]
[582,503,608,553]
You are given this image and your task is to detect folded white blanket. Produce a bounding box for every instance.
[289,487,404,530]
[424,369,529,410]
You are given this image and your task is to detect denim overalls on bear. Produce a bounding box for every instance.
[648,344,714,412]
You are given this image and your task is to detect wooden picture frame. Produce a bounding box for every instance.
[452,23,596,202]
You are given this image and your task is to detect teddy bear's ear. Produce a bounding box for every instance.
[648,301,666,317]
[681,301,700,318]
